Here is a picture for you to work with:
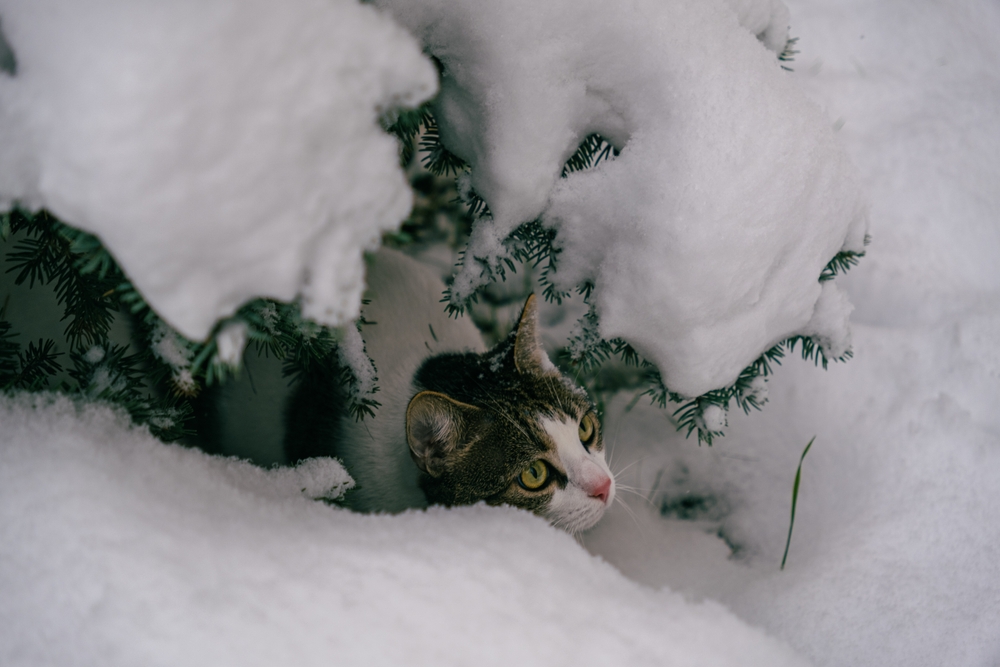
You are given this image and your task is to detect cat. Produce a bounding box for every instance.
[281,248,616,532]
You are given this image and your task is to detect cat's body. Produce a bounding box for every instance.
[297,247,487,512]
[249,247,614,531]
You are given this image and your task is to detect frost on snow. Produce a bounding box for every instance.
[376,0,868,398]
[0,393,806,667]
[0,0,436,341]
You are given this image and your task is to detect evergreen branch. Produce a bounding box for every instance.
[419,114,468,176]
[6,338,63,391]
[4,210,121,350]
[820,250,864,281]
[69,343,195,441]
[779,36,799,72]
[819,236,870,282]
[385,103,434,167]
[0,319,19,380]
[5,211,65,288]
[561,133,618,177]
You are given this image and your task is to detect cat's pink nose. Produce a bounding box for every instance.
[589,476,611,504]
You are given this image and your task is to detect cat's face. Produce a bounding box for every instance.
[406,296,616,533]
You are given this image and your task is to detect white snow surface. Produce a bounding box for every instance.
[0,0,436,340]
[376,0,869,397]
[0,393,806,667]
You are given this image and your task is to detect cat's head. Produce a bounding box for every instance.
[406,295,615,533]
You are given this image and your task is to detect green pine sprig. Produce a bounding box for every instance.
[779,36,800,72]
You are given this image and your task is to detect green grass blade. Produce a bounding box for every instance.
[780,436,815,571]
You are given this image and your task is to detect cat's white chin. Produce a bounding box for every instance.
[544,485,614,534]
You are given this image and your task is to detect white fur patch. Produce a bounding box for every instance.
[539,416,615,532]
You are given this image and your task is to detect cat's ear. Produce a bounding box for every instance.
[513,294,557,376]
[406,391,480,477]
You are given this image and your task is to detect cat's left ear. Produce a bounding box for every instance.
[406,391,480,478]
[514,294,558,376]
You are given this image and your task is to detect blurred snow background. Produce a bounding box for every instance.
[2,0,999,665]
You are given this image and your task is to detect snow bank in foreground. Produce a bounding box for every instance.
[0,394,806,667]
[0,0,435,340]
[377,0,868,397]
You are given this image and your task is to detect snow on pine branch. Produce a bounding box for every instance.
[376,0,869,399]
[0,0,436,341]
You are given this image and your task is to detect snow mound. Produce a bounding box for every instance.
[0,0,436,340]
[376,0,868,397]
[0,393,806,666]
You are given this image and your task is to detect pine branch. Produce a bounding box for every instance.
[385,104,434,167]
[5,210,120,350]
[419,114,468,177]
[779,36,799,72]
[6,338,63,391]
[561,133,618,176]
[0,320,19,380]
[69,343,194,441]
[820,235,870,282]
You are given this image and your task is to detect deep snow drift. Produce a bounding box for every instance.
[0,394,806,667]
[0,0,435,340]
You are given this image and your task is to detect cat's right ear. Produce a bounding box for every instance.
[406,391,479,477]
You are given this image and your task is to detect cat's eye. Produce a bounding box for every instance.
[519,460,549,490]
[579,413,597,447]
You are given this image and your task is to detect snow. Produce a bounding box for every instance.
[800,281,853,360]
[214,321,248,369]
[376,0,869,397]
[0,0,436,340]
[336,322,379,399]
[0,393,806,667]
[582,0,1000,665]
[1,0,998,664]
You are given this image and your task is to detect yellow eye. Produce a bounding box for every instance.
[579,413,597,446]
[519,460,549,490]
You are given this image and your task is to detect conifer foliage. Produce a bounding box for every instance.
[1,208,380,445]
[2,29,862,448]
[387,78,865,444]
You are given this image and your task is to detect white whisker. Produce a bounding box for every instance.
[614,495,644,534]
[613,456,646,480]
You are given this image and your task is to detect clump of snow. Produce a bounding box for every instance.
[0,392,807,666]
[214,321,248,368]
[149,320,197,393]
[336,323,378,400]
[746,374,769,406]
[800,281,853,360]
[0,0,436,340]
[377,0,868,397]
[83,345,105,365]
[697,404,729,433]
